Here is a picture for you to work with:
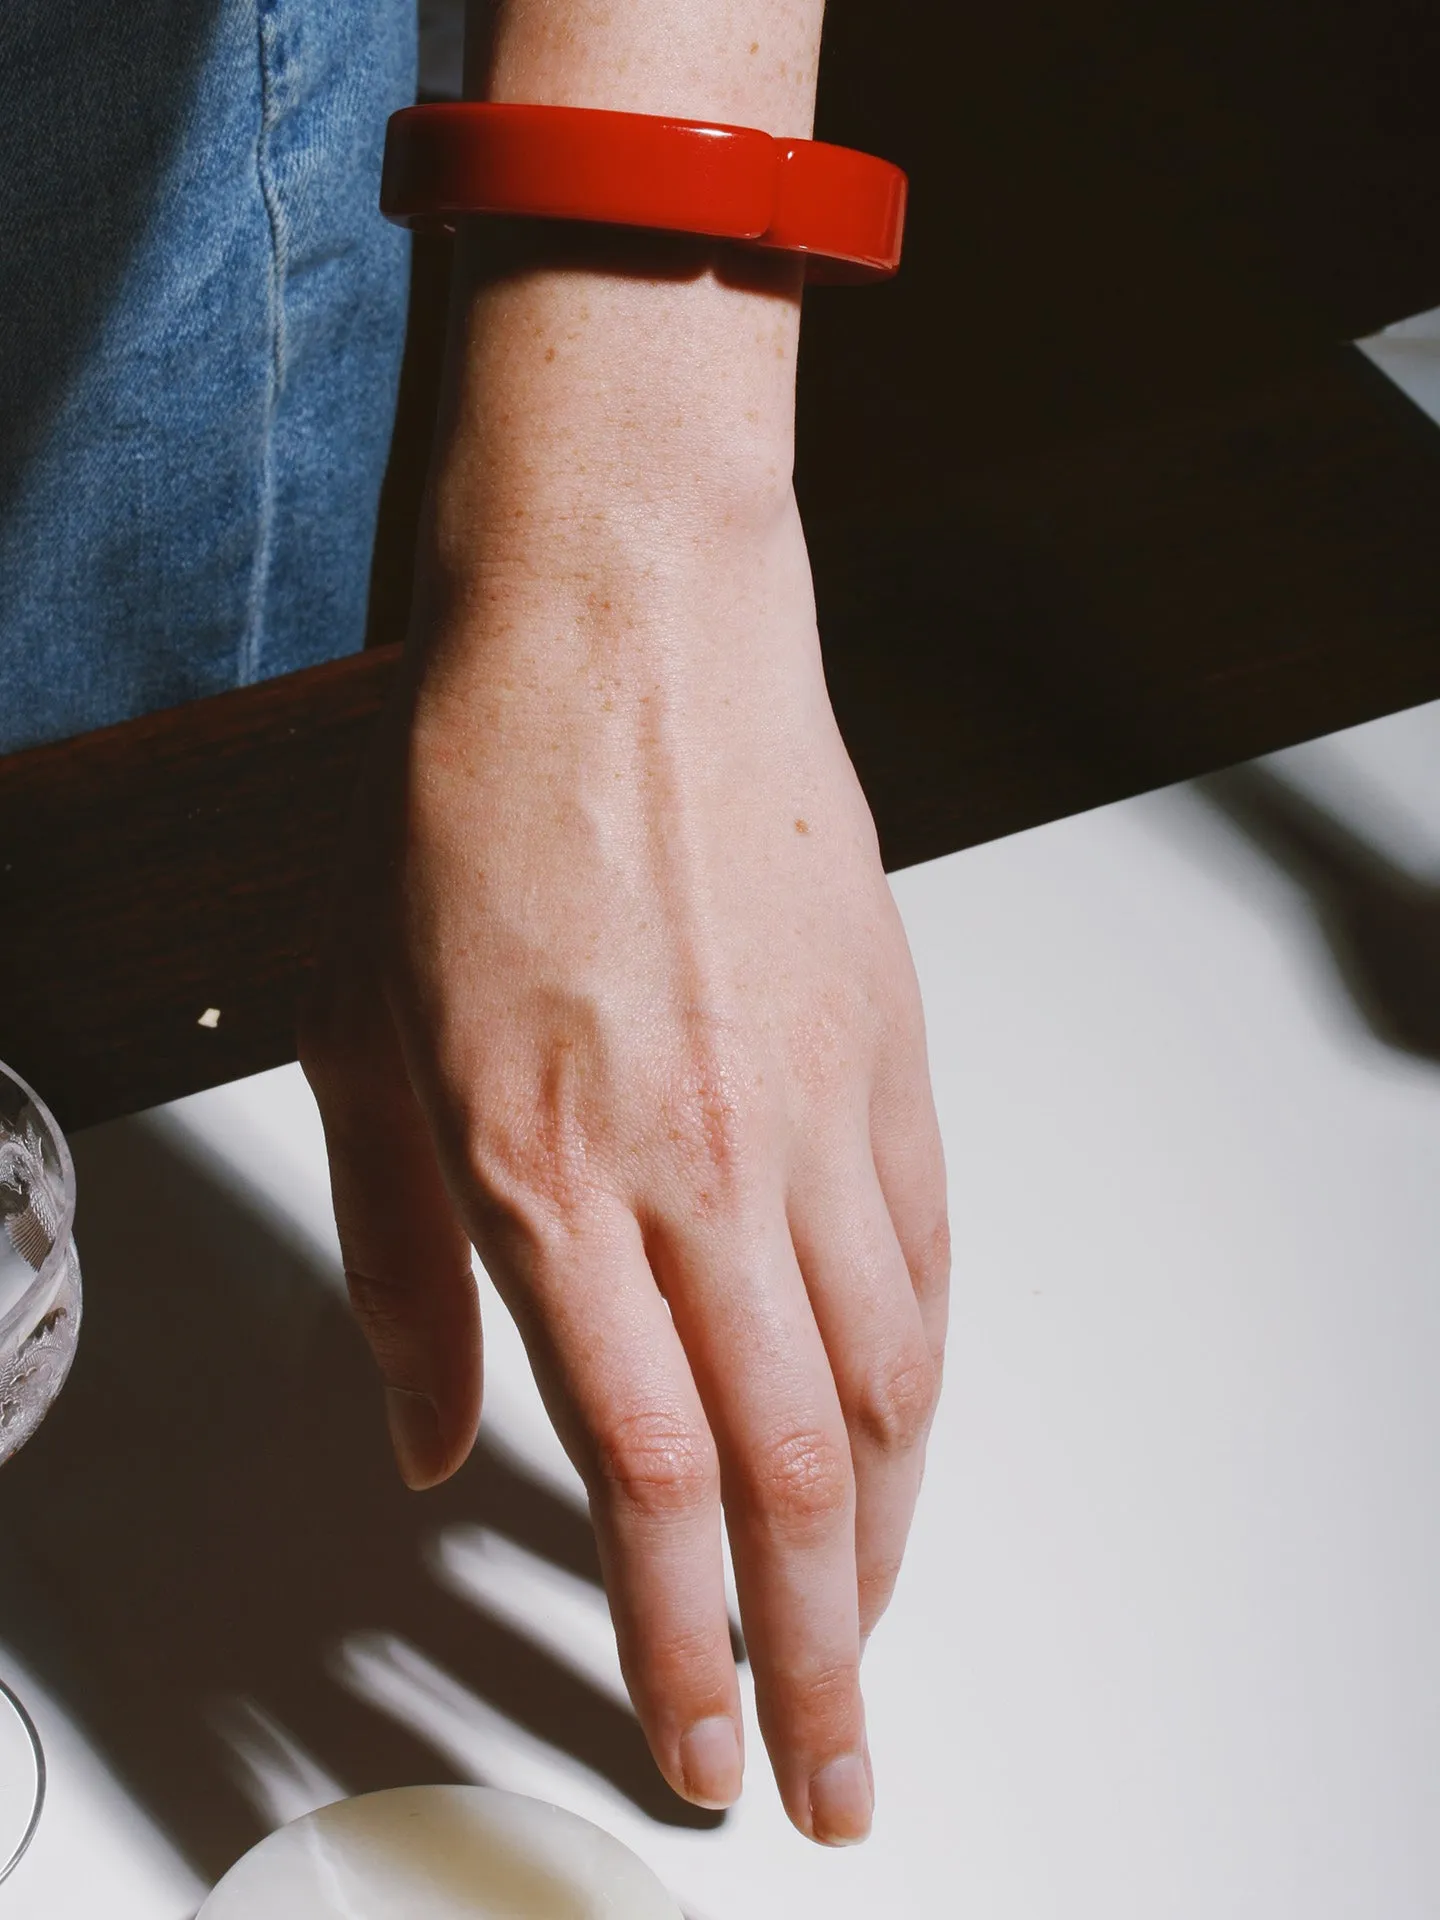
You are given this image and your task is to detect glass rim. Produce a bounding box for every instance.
[0,1677,45,1886]
[0,1058,77,1339]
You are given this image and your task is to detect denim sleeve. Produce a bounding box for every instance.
[0,0,417,753]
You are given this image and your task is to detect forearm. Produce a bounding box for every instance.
[464,0,826,137]
[416,0,829,604]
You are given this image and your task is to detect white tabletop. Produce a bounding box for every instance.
[3,319,1439,1918]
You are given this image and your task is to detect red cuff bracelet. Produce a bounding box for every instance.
[379,102,908,285]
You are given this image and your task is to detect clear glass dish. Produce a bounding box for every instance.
[0,1058,82,1884]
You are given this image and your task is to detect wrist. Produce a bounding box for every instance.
[413,463,805,651]
[416,0,827,583]
[421,216,803,571]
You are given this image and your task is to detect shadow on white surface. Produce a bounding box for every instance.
[1196,760,1440,1064]
[0,1119,731,1889]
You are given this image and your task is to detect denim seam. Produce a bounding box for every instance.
[242,0,290,687]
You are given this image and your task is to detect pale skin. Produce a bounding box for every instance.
[297,0,950,1848]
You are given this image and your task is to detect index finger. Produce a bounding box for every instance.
[478,1199,747,1814]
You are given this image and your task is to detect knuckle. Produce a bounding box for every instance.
[788,1657,861,1739]
[858,1554,904,1634]
[656,1028,755,1189]
[344,1267,412,1370]
[913,1206,952,1299]
[747,1428,852,1535]
[852,1347,938,1454]
[459,1105,607,1243]
[790,978,874,1102]
[594,1409,720,1520]
[927,1342,947,1402]
[639,1619,730,1693]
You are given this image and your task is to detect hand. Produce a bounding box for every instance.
[298,483,951,1845]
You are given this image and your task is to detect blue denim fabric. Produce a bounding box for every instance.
[0,0,417,753]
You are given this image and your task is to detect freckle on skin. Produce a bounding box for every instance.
[795,818,810,833]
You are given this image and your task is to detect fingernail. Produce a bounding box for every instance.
[809,1753,872,1845]
[385,1385,440,1489]
[679,1715,742,1808]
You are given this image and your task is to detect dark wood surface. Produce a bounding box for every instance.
[0,649,394,1131]
[4,6,1440,1131]
[796,0,1440,522]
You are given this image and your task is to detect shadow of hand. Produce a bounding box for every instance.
[0,1113,728,1884]
[1200,764,1440,1064]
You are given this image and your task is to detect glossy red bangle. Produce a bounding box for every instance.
[379,102,908,285]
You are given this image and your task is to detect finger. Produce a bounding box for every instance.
[869,991,952,1375]
[475,1198,744,1813]
[642,1198,872,1846]
[788,1129,938,1646]
[298,973,482,1491]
